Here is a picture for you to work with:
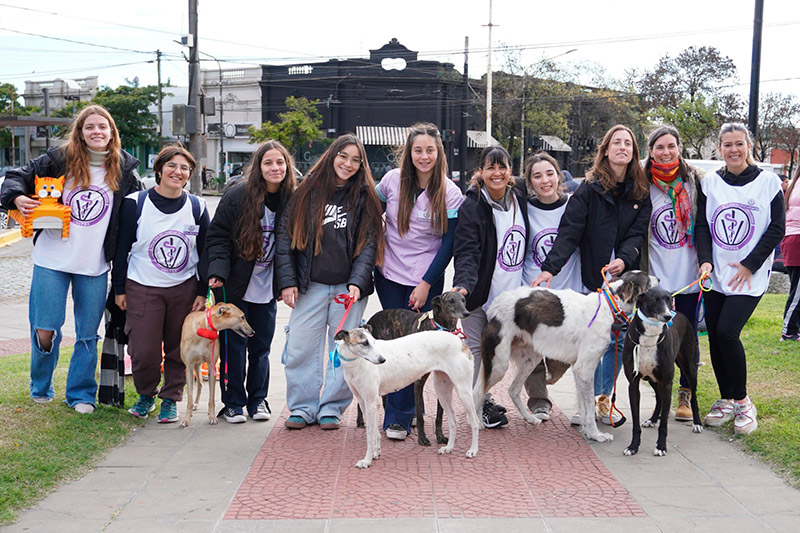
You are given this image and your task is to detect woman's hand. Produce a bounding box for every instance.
[208,276,224,289]
[605,258,625,277]
[451,286,468,296]
[191,296,206,312]
[13,195,41,216]
[348,284,361,302]
[727,262,753,293]
[409,281,431,311]
[699,262,713,278]
[530,271,553,288]
[282,287,298,308]
[114,294,127,311]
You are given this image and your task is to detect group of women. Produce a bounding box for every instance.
[0,102,785,437]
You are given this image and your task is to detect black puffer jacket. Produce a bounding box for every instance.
[541,177,652,292]
[201,182,289,304]
[0,147,142,262]
[453,185,528,311]
[274,183,377,296]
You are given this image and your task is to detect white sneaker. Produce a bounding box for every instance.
[252,400,271,421]
[733,397,758,435]
[704,399,734,427]
[570,413,582,426]
[74,403,95,414]
[385,424,408,440]
[598,411,623,426]
[32,396,52,404]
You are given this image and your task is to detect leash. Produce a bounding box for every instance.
[630,309,675,378]
[608,327,627,428]
[598,266,629,428]
[670,272,712,323]
[195,286,219,381]
[419,310,468,340]
[328,294,355,377]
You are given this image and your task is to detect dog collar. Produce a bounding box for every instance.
[636,309,675,327]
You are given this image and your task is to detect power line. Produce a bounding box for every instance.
[0,27,155,53]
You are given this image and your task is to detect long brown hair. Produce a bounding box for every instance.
[396,123,449,236]
[786,166,800,211]
[586,124,648,201]
[236,140,297,261]
[287,134,385,265]
[524,151,564,200]
[64,104,122,191]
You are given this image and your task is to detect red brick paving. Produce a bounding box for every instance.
[226,383,645,520]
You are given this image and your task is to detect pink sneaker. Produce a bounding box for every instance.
[733,397,758,435]
[704,399,734,427]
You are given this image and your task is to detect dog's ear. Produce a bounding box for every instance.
[334,330,349,342]
[635,293,646,310]
[215,305,229,316]
[362,323,372,334]
[431,295,442,309]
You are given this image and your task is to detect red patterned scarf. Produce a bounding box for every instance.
[651,160,693,246]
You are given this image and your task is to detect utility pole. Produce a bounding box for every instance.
[43,88,50,150]
[157,49,163,147]
[10,86,15,166]
[187,0,202,194]
[459,36,469,192]
[484,0,494,140]
[748,0,764,153]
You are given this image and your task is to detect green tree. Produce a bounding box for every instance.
[755,92,800,163]
[91,81,161,147]
[248,96,325,151]
[1,82,36,153]
[649,95,720,158]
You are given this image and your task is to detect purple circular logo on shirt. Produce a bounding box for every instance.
[531,228,557,267]
[65,185,110,226]
[255,224,275,267]
[711,203,755,251]
[497,225,525,272]
[148,230,190,273]
[651,204,687,250]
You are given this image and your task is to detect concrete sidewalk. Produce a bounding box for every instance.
[3,287,800,533]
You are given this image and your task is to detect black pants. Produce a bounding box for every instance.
[703,289,761,401]
[783,266,800,336]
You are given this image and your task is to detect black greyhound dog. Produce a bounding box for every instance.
[357,291,470,446]
[622,287,703,457]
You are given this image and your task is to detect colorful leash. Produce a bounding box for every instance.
[670,272,712,323]
[599,266,628,428]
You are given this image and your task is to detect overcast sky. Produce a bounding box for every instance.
[0,0,797,102]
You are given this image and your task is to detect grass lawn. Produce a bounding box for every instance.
[693,294,800,487]
[0,351,141,525]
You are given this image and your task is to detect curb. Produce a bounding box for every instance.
[0,228,22,248]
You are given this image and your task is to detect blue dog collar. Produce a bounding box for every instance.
[636,308,675,327]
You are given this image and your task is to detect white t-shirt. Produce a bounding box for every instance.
[522,197,582,291]
[243,205,277,304]
[33,166,112,276]
[648,184,699,293]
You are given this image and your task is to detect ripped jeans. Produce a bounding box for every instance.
[29,265,108,406]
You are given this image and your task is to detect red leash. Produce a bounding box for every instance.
[334,294,354,333]
[196,307,219,379]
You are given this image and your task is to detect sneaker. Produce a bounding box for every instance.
[675,388,693,421]
[251,400,272,421]
[485,394,507,414]
[596,395,611,418]
[704,399,734,427]
[385,423,408,440]
[128,395,156,418]
[780,333,800,342]
[599,411,623,426]
[733,397,758,435]
[158,399,179,423]
[319,416,340,430]
[532,405,551,421]
[32,396,52,404]
[482,400,509,428]
[284,415,308,429]
[74,403,95,414]
[221,406,246,424]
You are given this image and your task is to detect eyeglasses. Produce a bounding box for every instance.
[164,162,192,174]
[336,151,362,166]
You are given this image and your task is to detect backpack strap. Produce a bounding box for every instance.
[188,193,202,225]
[135,190,148,220]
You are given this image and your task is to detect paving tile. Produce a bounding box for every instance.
[114,489,232,521]
[760,512,800,531]
[1,517,108,533]
[652,514,775,532]
[629,486,749,519]
[724,484,800,514]
[60,466,153,492]
[104,519,218,532]
[27,489,131,520]
[217,520,327,532]
[546,516,660,532]
[329,518,437,532]
[438,517,548,532]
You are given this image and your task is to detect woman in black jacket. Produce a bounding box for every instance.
[0,105,142,413]
[204,140,296,423]
[275,134,384,430]
[531,124,651,425]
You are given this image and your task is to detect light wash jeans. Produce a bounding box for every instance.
[594,329,626,396]
[281,282,368,423]
[29,265,108,407]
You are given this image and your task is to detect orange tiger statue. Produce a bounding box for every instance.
[9,175,71,240]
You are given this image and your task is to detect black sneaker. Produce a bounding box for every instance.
[482,400,509,428]
[220,406,246,424]
[485,394,507,414]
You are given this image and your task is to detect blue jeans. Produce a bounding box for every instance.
[29,265,108,407]
[281,282,368,423]
[594,329,626,396]
[220,299,277,416]
[374,268,444,432]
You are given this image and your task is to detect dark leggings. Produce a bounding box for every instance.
[703,289,761,401]
[673,293,700,389]
[783,266,800,336]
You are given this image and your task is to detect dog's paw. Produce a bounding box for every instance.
[355,459,372,469]
[692,424,703,433]
[465,448,478,458]
[438,445,454,455]
[523,413,542,425]
[653,447,667,457]
[208,416,218,425]
[418,434,432,447]
[436,433,447,444]
[623,447,638,456]
[192,404,198,411]
[642,419,656,428]
[590,432,613,443]
[179,419,190,428]
[372,449,381,460]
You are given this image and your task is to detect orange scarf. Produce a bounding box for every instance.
[651,161,693,246]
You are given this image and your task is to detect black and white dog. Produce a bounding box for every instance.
[622,287,702,457]
[476,270,657,443]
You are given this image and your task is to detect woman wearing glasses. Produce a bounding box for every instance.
[276,135,384,430]
[112,144,209,422]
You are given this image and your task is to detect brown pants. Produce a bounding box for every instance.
[525,359,571,411]
[124,278,196,401]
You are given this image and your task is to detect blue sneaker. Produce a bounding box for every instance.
[319,416,340,430]
[129,395,156,418]
[158,399,179,423]
[284,415,308,429]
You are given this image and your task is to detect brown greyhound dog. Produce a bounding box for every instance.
[179,303,254,427]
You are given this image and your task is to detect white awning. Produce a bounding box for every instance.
[356,126,409,146]
[540,135,572,152]
[467,130,500,149]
